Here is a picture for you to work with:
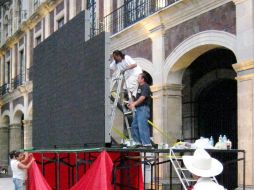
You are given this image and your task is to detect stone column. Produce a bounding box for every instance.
[9,123,22,151]
[233,60,254,189]
[149,25,165,144]
[0,123,9,167]
[151,84,183,185]
[163,84,183,145]
[23,120,32,149]
[233,0,254,189]
[151,84,183,144]
[151,87,166,144]
[69,0,76,20]
[26,30,31,81]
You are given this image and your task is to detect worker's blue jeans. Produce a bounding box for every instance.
[13,178,25,190]
[131,105,151,145]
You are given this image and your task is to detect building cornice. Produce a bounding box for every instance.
[9,123,22,128]
[235,73,254,81]
[22,120,32,126]
[232,0,248,5]
[151,84,183,93]
[232,60,254,72]
[0,0,62,57]
[0,81,33,106]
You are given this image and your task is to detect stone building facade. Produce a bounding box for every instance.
[0,0,253,189]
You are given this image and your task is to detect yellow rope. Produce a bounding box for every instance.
[147,120,172,144]
[112,127,128,140]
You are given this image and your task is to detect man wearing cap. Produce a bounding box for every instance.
[128,73,152,147]
[183,148,225,190]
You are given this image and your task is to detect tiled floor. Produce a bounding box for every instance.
[0,177,13,190]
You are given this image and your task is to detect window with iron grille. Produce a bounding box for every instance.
[35,35,41,46]
[124,0,148,27]
[87,0,96,37]
[18,50,25,84]
[57,17,64,29]
[6,61,10,84]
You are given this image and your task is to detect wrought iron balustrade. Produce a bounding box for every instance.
[0,83,11,96]
[13,73,25,89]
[100,0,180,36]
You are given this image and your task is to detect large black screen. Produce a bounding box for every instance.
[32,11,110,149]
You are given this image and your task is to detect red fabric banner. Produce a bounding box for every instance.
[28,161,52,190]
[28,151,143,190]
[70,151,113,190]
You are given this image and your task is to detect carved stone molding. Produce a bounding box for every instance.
[22,120,32,127]
[232,0,249,5]
[0,81,33,106]
[151,83,183,93]
[233,60,254,72]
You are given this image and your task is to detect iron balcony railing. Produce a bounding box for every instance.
[0,70,31,96]
[91,0,180,37]
[12,73,25,89]
[0,83,10,96]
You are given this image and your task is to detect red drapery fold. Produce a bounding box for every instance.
[70,151,113,190]
[28,161,52,190]
[28,151,143,190]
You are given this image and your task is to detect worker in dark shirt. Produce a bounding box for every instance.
[128,73,152,147]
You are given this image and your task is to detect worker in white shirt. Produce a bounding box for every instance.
[10,151,35,190]
[110,50,142,98]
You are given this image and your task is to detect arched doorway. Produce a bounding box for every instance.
[198,79,237,147]
[182,48,237,189]
[182,48,237,144]
[12,110,24,150]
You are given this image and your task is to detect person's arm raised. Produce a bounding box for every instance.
[18,158,35,170]
[20,152,31,164]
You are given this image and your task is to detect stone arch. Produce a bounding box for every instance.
[164,30,237,84]
[1,110,10,123]
[13,104,25,123]
[192,69,236,101]
[11,108,24,150]
[13,110,24,124]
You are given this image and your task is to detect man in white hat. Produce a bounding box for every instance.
[182,148,225,190]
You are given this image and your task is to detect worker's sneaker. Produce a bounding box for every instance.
[143,144,153,148]
[133,142,142,148]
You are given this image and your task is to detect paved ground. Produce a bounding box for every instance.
[0,177,13,190]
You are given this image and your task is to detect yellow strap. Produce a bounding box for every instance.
[112,127,128,140]
[147,120,172,144]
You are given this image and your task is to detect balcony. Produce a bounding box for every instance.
[101,0,180,36]
[12,73,25,89]
[0,70,31,96]
[0,83,11,96]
